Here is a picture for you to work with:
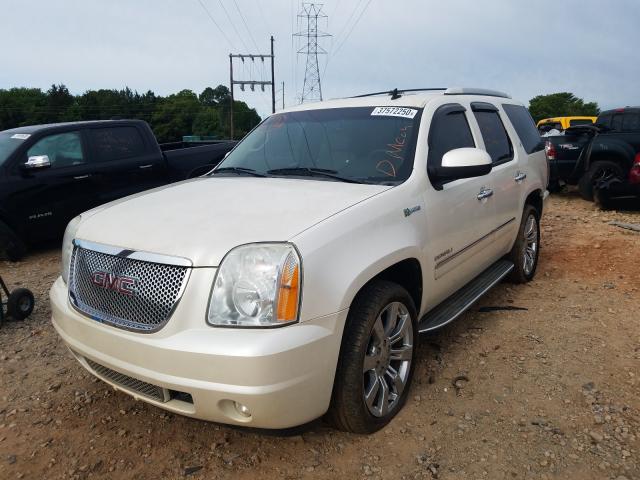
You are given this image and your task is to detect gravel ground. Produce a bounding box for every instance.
[0,192,639,480]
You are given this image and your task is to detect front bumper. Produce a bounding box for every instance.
[50,276,347,429]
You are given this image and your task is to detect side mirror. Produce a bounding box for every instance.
[23,155,51,170]
[432,148,492,184]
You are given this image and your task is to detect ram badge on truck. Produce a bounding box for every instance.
[50,88,548,433]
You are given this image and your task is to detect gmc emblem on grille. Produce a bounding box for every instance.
[90,271,138,296]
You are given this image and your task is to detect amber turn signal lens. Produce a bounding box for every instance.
[277,253,300,322]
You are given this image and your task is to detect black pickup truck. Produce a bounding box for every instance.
[545,107,640,206]
[0,120,236,259]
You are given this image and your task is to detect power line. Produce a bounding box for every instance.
[332,0,364,48]
[215,0,250,52]
[231,0,260,52]
[333,0,372,56]
[195,0,236,51]
[256,0,273,39]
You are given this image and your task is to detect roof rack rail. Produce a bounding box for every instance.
[444,87,511,99]
[351,88,447,99]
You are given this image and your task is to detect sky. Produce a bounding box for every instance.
[1,0,639,118]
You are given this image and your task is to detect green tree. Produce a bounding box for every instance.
[150,89,201,142]
[46,84,75,122]
[528,92,599,123]
[0,83,260,141]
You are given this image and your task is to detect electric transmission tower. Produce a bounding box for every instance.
[294,3,330,103]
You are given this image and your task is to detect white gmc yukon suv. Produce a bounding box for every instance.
[51,88,548,433]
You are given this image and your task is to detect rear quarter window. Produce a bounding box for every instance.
[569,119,594,126]
[88,126,146,162]
[502,104,543,154]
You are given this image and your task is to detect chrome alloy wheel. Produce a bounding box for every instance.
[523,213,538,276]
[362,302,413,417]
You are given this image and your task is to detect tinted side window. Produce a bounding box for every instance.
[502,104,543,154]
[427,105,475,169]
[611,114,623,131]
[570,119,593,126]
[474,110,513,163]
[88,127,146,162]
[622,113,640,132]
[27,132,84,169]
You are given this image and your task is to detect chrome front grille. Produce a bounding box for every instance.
[85,358,169,402]
[69,242,190,332]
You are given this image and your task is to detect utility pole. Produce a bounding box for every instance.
[229,37,276,139]
[229,54,234,140]
[294,3,330,103]
[282,81,285,109]
[270,36,276,115]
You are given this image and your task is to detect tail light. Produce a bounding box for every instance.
[629,153,640,185]
[545,141,557,160]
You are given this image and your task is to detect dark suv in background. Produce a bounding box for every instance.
[545,107,640,207]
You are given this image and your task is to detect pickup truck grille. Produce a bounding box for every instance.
[68,245,189,332]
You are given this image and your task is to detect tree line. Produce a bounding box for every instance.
[0,84,261,142]
[0,85,600,139]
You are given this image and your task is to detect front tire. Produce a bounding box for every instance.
[327,280,418,433]
[507,205,540,284]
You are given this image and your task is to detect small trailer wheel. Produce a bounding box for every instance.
[7,288,34,320]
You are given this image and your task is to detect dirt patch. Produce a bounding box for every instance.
[0,193,638,480]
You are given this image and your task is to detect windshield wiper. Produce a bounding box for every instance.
[212,167,267,177]
[266,167,365,184]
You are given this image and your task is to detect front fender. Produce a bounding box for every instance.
[292,186,424,324]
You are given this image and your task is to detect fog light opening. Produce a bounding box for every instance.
[234,401,251,418]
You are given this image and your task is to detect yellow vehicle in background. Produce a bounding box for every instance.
[537,116,597,132]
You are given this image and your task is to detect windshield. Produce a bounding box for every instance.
[215,106,422,184]
[0,132,29,166]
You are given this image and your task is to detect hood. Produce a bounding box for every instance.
[76,177,390,266]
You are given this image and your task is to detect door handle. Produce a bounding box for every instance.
[139,164,153,169]
[73,174,90,180]
[477,187,494,201]
[514,171,527,183]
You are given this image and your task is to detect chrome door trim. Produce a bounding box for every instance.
[435,217,516,270]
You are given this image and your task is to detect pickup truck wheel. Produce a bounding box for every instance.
[327,280,418,433]
[0,221,27,261]
[578,161,624,201]
[507,205,540,284]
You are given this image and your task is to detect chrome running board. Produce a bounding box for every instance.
[418,259,514,333]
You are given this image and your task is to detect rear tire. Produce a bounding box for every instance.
[507,205,540,284]
[578,161,624,201]
[327,280,418,433]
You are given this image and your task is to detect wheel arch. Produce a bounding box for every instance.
[524,188,544,216]
[586,142,634,171]
[350,258,423,315]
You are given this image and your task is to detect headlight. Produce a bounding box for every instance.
[61,215,82,284]
[207,243,302,328]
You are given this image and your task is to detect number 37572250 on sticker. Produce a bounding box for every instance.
[371,106,418,119]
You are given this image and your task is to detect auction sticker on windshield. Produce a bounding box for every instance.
[371,107,418,119]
